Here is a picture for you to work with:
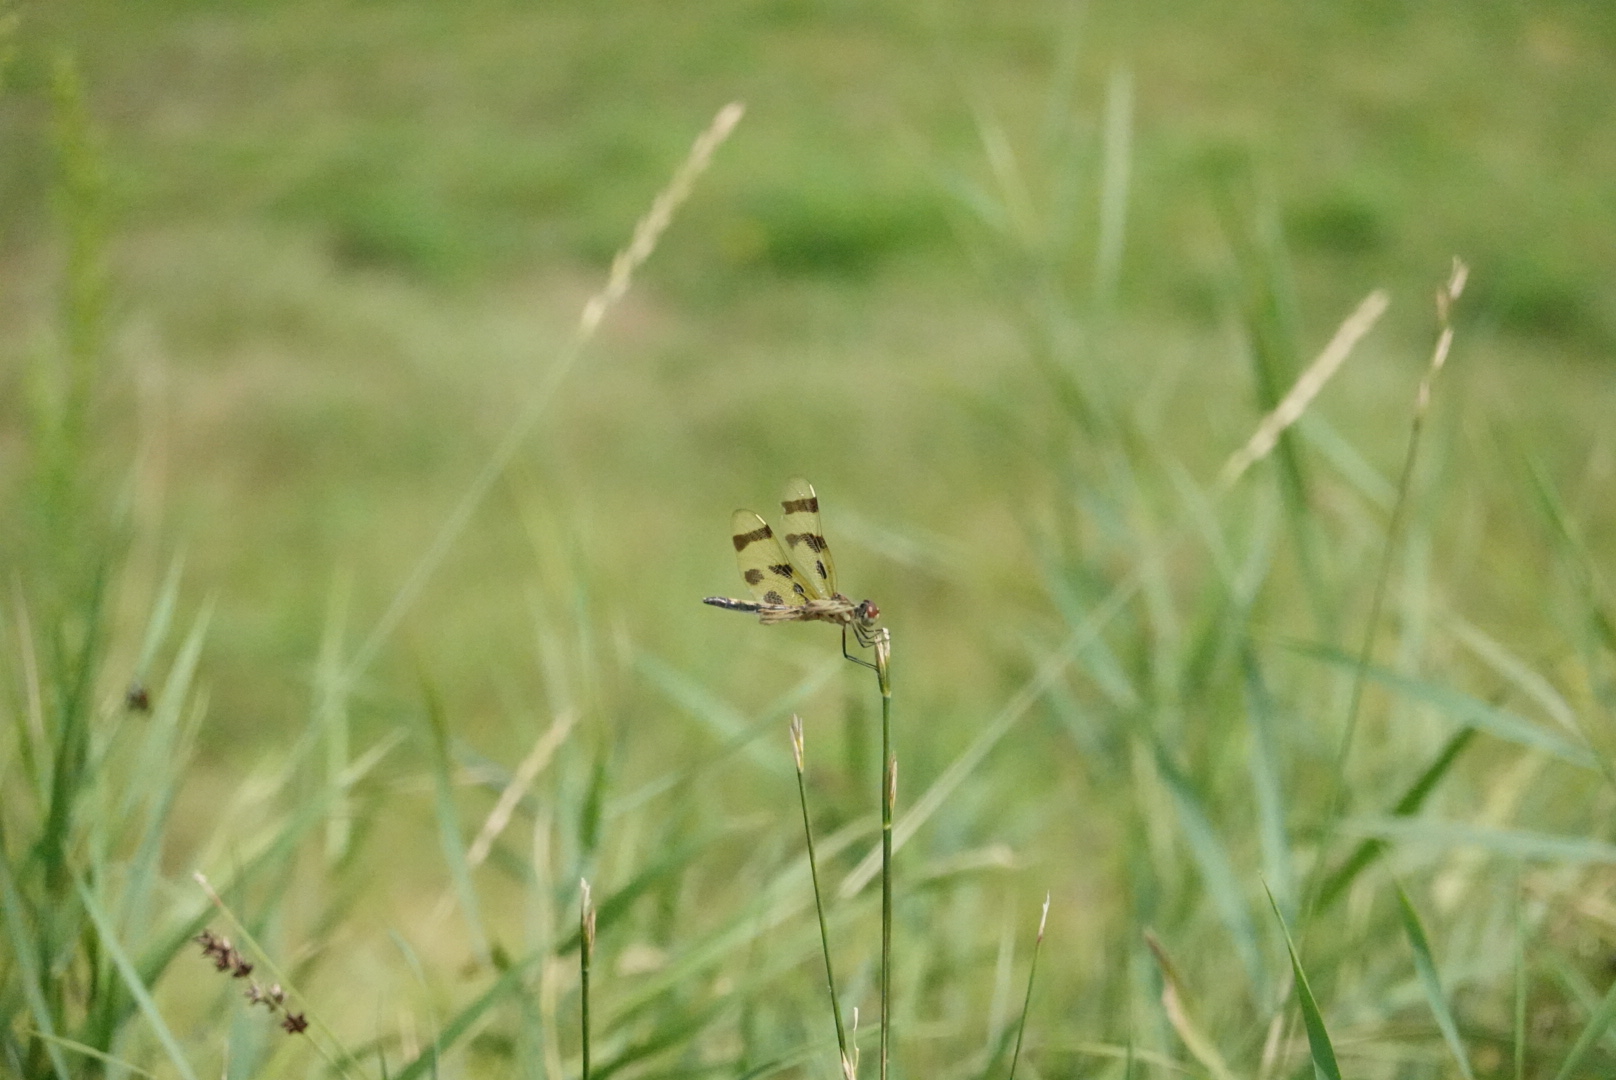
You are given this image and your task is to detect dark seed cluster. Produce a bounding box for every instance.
[195,929,308,1036]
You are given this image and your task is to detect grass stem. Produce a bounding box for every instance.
[1006,895,1050,1080]
[875,635,893,1080]
[581,879,595,1080]
[791,717,853,1079]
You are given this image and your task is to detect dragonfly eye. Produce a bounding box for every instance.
[858,600,880,623]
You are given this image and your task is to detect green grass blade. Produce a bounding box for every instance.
[0,844,72,1080]
[74,878,198,1080]
[1006,894,1049,1080]
[19,1029,156,1077]
[1241,649,1294,915]
[1552,961,1616,1080]
[636,651,835,776]
[418,680,490,965]
[1264,885,1341,1080]
[1156,746,1265,1000]
[1316,726,1475,911]
[1343,818,1616,864]
[1394,884,1475,1079]
[1293,644,1595,769]
[130,554,186,683]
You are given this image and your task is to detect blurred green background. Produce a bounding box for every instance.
[5,0,1616,1076]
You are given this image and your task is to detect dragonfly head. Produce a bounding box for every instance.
[854,599,881,628]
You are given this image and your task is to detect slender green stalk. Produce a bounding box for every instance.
[874,636,893,1080]
[790,717,853,1079]
[1006,895,1050,1080]
[581,879,595,1080]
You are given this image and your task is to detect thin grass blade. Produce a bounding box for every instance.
[1394,884,1475,1079]
[1155,746,1265,1001]
[1551,962,1616,1080]
[1241,650,1294,915]
[1293,644,1595,769]
[418,682,490,965]
[1316,726,1475,911]
[1343,818,1616,864]
[74,878,198,1080]
[0,846,72,1080]
[1265,884,1341,1080]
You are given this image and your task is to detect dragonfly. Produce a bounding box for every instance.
[703,477,886,669]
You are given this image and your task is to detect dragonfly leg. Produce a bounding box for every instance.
[842,625,880,671]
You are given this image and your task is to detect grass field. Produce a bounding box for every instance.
[5,2,1616,1078]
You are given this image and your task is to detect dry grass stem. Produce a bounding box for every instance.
[1146,931,1238,1080]
[1218,289,1390,490]
[345,101,745,684]
[465,710,578,870]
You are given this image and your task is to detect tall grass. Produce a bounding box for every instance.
[8,15,1616,1080]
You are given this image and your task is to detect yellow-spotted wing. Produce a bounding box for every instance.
[779,476,837,601]
[731,510,813,607]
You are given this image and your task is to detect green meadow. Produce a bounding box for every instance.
[5,2,1616,1077]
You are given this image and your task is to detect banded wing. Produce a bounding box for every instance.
[732,510,812,607]
[779,476,837,601]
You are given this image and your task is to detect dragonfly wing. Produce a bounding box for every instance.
[732,510,812,607]
[780,477,837,600]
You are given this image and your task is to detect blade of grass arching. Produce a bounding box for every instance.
[418,681,490,965]
[1341,818,1616,864]
[635,651,838,777]
[1314,725,1474,911]
[20,1030,154,1078]
[1292,645,1593,770]
[1241,649,1295,916]
[1296,416,1395,512]
[73,879,198,1080]
[1394,884,1476,1080]
[1552,959,1616,1080]
[0,843,72,1080]
[1264,885,1341,1080]
[1154,746,1265,1002]
[1447,616,1581,735]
